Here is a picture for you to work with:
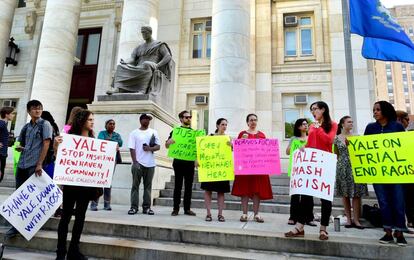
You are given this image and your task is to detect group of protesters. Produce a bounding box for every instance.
[0,98,412,260]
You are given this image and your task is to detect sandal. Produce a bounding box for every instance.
[254,214,264,223]
[218,215,225,222]
[128,208,138,215]
[285,227,305,238]
[319,230,329,240]
[240,214,248,222]
[205,214,212,222]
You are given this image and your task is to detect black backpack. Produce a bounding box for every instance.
[362,204,382,228]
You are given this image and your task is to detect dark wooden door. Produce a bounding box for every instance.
[67,28,102,121]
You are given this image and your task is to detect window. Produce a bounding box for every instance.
[191,19,212,59]
[386,62,393,96]
[17,0,26,8]
[284,15,314,59]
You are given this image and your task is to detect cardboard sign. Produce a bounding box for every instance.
[348,131,414,183]
[289,148,337,201]
[54,134,117,188]
[196,135,234,182]
[0,172,63,240]
[168,127,206,161]
[233,138,281,175]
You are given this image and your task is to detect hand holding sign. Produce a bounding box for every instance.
[168,127,206,161]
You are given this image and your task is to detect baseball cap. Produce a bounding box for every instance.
[139,113,153,121]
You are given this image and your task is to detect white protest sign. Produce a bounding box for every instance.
[54,134,117,188]
[289,148,337,201]
[0,171,62,240]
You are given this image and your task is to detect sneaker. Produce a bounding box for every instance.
[184,210,196,216]
[394,231,407,246]
[5,227,19,239]
[171,209,179,216]
[90,205,98,211]
[143,208,154,215]
[103,205,112,211]
[379,233,394,244]
[67,251,88,260]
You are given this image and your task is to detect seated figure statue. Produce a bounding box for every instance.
[107,26,173,95]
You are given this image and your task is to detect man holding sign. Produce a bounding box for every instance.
[166,110,205,216]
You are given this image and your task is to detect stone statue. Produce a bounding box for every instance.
[107,26,173,95]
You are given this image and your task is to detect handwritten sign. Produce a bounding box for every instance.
[168,127,206,161]
[233,138,281,175]
[348,131,414,183]
[289,148,337,201]
[0,172,63,240]
[196,135,234,182]
[54,134,117,188]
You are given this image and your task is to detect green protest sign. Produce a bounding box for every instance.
[196,135,234,182]
[168,127,206,161]
[348,131,414,183]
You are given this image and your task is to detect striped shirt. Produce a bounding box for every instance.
[18,118,53,169]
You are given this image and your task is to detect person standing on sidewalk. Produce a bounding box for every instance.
[5,100,52,238]
[166,110,197,216]
[127,114,160,215]
[0,106,15,182]
[91,119,123,211]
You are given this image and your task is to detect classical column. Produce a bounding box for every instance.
[30,0,82,128]
[0,0,17,81]
[209,0,251,135]
[116,0,159,62]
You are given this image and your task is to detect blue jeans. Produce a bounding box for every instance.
[373,184,407,231]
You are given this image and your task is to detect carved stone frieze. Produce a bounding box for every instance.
[24,10,37,39]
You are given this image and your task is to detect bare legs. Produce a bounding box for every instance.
[204,191,226,217]
[342,196,362,226]
[204,191,212,216]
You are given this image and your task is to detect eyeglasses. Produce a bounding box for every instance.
[310,107,320,112]
[184,116,192,119]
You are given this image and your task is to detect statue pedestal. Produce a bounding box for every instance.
[88,99,178,205]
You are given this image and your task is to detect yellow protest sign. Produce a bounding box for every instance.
[196,135,234,182]
[347,131,414,183]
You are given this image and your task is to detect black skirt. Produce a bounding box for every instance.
[200,181,230,193]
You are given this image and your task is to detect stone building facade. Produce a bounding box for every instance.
[373,4,414,115]
[0,0,374,161]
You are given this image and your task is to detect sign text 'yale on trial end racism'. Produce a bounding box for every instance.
[196,135,234,182]
[348,131,414,184]
[0,172,63,240]
[53,134,118,188]
[289,148,337,201]
[233,138,281,175]
[168,127,206,161]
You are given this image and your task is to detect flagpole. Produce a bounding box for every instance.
[341,0,358,132]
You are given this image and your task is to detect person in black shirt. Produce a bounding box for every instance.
[0,106,15,182]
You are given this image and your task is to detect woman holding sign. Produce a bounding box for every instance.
[364,101,407,246]
[200,118,231,222]
[231,114,273,223]
[285,101,337,241]
[334,116,368,229]
[55,110,97,260]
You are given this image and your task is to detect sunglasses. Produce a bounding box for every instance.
[184,116,192,119]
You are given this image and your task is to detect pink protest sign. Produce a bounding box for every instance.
[233,138,281,175]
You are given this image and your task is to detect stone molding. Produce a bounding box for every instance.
[24,10,37,39]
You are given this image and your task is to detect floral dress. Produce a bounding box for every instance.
[334,135,368,197]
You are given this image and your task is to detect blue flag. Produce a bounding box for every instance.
[350,0,414,63]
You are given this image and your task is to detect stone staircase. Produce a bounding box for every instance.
[154,174,379,217]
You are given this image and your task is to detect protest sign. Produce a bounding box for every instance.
[0,171,62,240]
[53,134,117,188]
[347,131,414,183]
[233,138,281,175]
[289,148,337,201]
[168,127,206,161]
[196,135,234,182]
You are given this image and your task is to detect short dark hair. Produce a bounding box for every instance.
[246,113,258,123]
[293,118,308,137]
[178,110,190,119]
[26,100,43,111]
[0,106,14,119]
[375,100,397,122]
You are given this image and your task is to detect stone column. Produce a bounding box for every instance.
[30,0,82,128]
[0,0,17,82]
[116,0,159,62]
[209,0,251,136]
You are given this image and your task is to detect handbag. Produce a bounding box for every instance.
[362,204,382,227]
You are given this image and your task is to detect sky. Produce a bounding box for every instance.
[381,0,414,7]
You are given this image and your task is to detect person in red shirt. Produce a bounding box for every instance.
[231,114,273,223]
[285,101,338,241]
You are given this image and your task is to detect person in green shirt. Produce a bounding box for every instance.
[286,118,315,226]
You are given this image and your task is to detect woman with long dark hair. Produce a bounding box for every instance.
[286,118,315,226]
[55,110,97,260]
[334,116,368,229]
[231,114,273,223]
[41,111,60,178]
[364,101,407,246]
[285,101,337,240]
[200,118,231,222]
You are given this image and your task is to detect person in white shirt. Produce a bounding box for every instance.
[127,113,160,215]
